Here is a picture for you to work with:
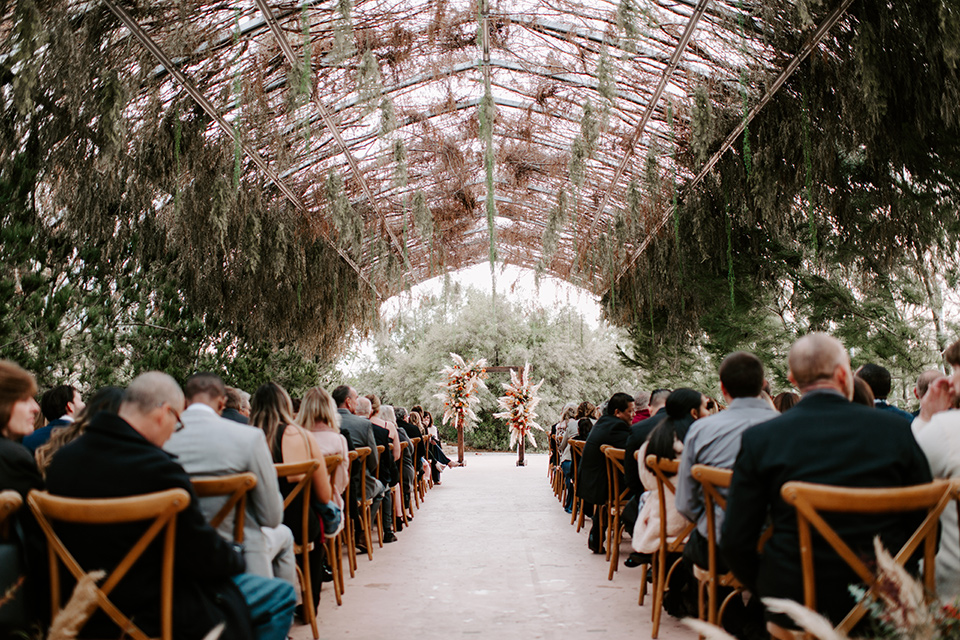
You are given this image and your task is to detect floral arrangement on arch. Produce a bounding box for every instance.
[493,362,545,450]
[435,353,488,430]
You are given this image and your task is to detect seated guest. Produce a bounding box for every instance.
[624,389,671,497]
[394,407,418,516]
[676,352,778,572]
[45,372,295,640]
[164,374,294,593]
[22,384,84,454]
[222,387,250,424]
[576,392,635,554]
[852,376,876,406]
[333,386,384,554]
[250,382,335,611]
[856,363,913,420]
[631,388,703,557]
[0,360,46,632]
[632,391,652,423]
[375,403,412,528]
[914,339,960,598]
[555,402,579,513]
[771,391,799,413]
[912,369,943,419]
[721,334,931,628]
[35,386,124,476]
[357,396,397,541]
[296,386,350,517]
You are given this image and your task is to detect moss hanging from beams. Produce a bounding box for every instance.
[358,48,382,115]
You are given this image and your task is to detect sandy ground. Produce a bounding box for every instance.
[294,451,697,640]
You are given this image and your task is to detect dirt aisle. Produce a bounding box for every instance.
[300,452,697,640]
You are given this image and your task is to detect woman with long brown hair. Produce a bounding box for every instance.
[251,382,335,614]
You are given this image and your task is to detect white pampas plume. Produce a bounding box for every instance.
[201,622,226,640]
[761,598,849,640]
[681,617,739,640]
[47,570,107,640]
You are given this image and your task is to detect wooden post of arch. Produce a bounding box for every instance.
[457,412,465,466]
[517,434,526,467]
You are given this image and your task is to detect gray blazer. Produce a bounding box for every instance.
[164,403,284,577]
[337,408,380,496]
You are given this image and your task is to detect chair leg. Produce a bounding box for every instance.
[345,512,357,577]
[651,551,666,638]
[296,545,319,640]
[570,495,578,526]
[325,537,343,606]
[362,502,375,560]
[638,562,649,606]
[607,520,622,581]
[375,505,384,548]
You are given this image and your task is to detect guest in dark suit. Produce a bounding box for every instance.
[222,387,250,424]
[332,385,386,551]
[623,388,671,496]
[22,384,84,454]
[721,333,932,627]
[576,392,635,553]
[45,372,296,640]
[856,363,915,420]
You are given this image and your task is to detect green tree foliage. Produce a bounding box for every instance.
[343,288,645,450]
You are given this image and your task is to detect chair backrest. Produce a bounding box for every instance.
[601,446,629,512]
[646,454,695,554]
[690,465,733,577]
[324,453,343,477]
[570,440,585,480]
[27,488,191,640]
[0,489,22,539]
[276,460,321,547]
[352,447,372,502]
[375,444,386,476]
[190,472,257,544]
[780,479,952,633]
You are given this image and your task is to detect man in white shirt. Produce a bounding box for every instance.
[913,340,960,597]
[164,373,297,592]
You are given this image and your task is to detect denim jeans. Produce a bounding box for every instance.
[232,573,297,640]
[561,460,573,510]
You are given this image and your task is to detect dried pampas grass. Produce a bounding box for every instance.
[47,570,106,640]
[761,597,849,640]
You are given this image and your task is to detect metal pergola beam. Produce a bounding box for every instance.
[606,0,857,294]
[101,0,378,296]
[253,0,411,276]
[580,0,711,244]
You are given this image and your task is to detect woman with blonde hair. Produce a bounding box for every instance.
[295,386,349,512]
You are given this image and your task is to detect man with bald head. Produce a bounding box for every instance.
[721,333,931,629]
[45,372,296,640]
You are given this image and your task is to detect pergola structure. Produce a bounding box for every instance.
[2,0,957,362]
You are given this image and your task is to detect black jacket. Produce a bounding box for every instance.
[44,413,249,640]
[371,423,400,487]
[623,408,667,495]
[576,414,631,506]
[720,391,931,625]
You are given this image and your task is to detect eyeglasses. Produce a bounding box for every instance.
[165,404,183,432]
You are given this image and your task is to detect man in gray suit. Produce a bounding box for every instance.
[332,384,387,550]
[165,373,297,591]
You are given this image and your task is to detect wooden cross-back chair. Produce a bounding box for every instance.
[27,488,190,640]
[688,464,744,630]
[190,472,257,544]
[0,489,22,539]
[569,440,586,531]
[275,459,321,640]
[601,445,630,580]
[344,450,359,576]
[352,446,375,560]
[373,444,386,548]
[644,454,697,639]
[777,479,952,638]
[322,454,344,606]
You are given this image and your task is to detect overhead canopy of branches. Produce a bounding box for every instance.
[1,0,958,381]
